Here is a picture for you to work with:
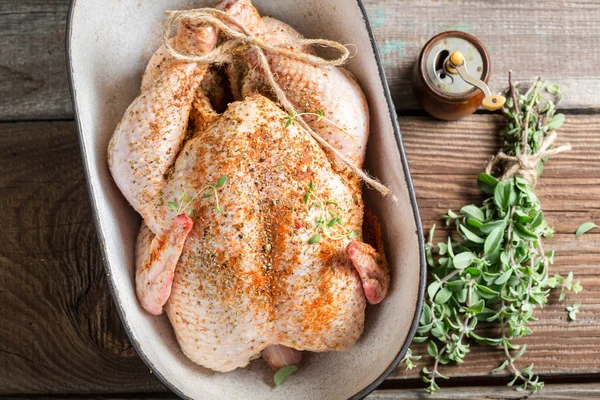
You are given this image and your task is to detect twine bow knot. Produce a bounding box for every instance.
[163,8,390,196]
[485,131,571,186]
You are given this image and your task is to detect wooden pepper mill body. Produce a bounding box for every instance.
[413,31,491,120]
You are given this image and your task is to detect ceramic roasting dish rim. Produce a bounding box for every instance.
[65,0,426,398]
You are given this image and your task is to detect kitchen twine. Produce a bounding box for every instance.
[163,8,390,196]
[485,130,571,186]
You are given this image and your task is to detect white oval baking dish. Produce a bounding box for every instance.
[66,1,425,398]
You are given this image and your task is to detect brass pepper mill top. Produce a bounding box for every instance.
[413,31,506,120]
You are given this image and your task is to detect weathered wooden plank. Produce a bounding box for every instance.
[2,0,600,121]
[390,114,600,383]
[0,122,166,394]
[0,0,72,120]
[364,0,600,111]
[1,383,598,399]
[367,383,600,399]
[0,115,598,394]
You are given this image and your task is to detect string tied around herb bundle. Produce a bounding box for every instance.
[162,8,390,196]
[485,72,571,186]
[485,130,571,186]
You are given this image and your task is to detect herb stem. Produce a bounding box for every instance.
[521,79,542,154]
[505,207,522,279]
[438,269,460,287]
[500,312,534,390]
[508,70,520,119]
[179,187,205,215]
[426,345,447,394]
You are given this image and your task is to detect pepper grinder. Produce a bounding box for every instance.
[413,31,506,120]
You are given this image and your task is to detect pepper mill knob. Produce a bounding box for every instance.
[449,50,464,67]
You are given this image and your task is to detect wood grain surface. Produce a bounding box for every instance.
[368,383,600,400]
[1,383,597,399]
[2,0,600,121]
[0,0,72,120]
[1,115,598,395]
[0,122,165,394]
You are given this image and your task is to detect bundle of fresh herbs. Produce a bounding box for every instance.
[403,74,582,394]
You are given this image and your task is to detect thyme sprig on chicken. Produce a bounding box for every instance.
[303,180,360,244]
[169,175,227,216]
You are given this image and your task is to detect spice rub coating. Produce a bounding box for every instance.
[162,95,365,372]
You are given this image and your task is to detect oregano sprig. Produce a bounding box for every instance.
[406,77,582,395]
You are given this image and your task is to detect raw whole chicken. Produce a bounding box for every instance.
[107,0,389,373]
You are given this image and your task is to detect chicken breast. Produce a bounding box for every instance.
[162,95,366,371]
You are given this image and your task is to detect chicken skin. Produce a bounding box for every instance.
[107,0,389,373]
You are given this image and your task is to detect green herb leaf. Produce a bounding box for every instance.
[494,179,515,210]
[494,269,512,285]
[447,279,465,293]
[428,281,440,300]
[304,193,312,204]
[274,365,298,387]
[168,202,178,212]
[477,173,499,195]
[459,225,485,244]
[308,234,321,244]
[202,186,215,198]
[492,360,510,373]
[476,284,499,296]
[514,344,528,361]
[327,217,341,228]
[575,222,598,237]
[453,252,474,270]
[530,211,544,230]
[484,226,504,255]
[427,341,439,358]
[480,219,507,234]
[348,230,360,239]
[469,299,485,314]
[216,175,227,187]
[434,287,453,304]
[514,223,538,241]
[420,303,432,325]
[461,205,485,222]
[447,237,455,257]
[284,117,293,128]
[547,113,565,130]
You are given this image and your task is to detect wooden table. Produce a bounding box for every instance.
[1,0,599,398]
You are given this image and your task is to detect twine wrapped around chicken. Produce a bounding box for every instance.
[163,8,390,196]
[485,73,571,186]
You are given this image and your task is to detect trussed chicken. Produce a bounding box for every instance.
[107,0,389,373]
